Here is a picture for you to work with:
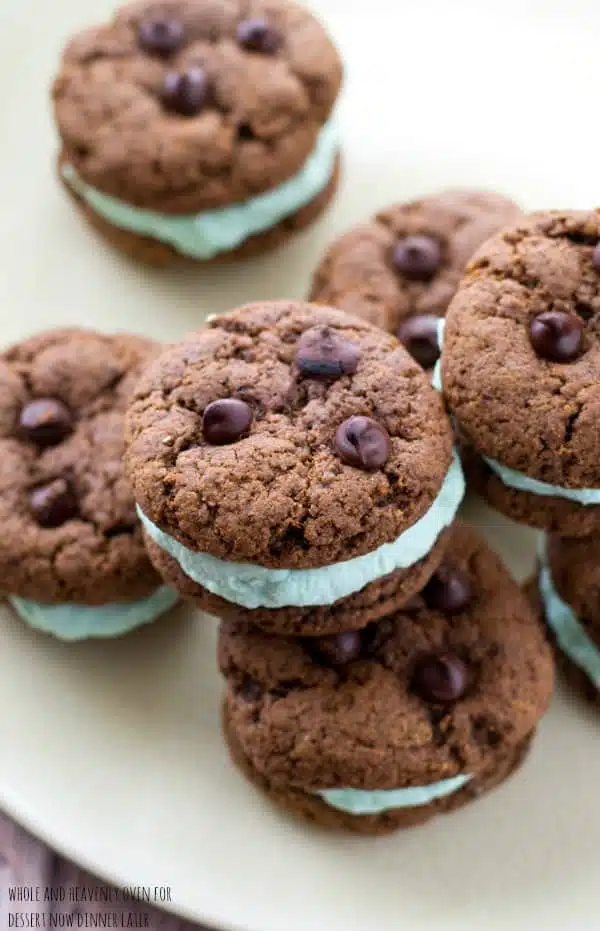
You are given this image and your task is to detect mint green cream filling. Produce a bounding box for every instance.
[315,774,472,815]
[482,456,600,505]
[431,318,445,391]
[61,119,338,259]
[9,586,179,641]
[538,537,600,688]
[137,452,464,610]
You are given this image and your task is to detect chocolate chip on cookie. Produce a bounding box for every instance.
[162,68,209,115]
[237,18,281,54]
[19,398,73,446]
[202,398,253,445]
[296,326,360,380]
[30,478,78,528]
[412,651,470,705]
[311,630,363,666]
[391,235,442,281]
[138,16,185,56]
[528,310,583,363]
[310,190,521,367]
[423,565,472,614]
[334,416,390,470]
[396,315,440,369]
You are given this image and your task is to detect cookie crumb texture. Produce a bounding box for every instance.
[125,301,453,568]
[443,210,600,491]
[52,0,342,212]
[219,523,554,817]
[310,190,521,332]
[0,329,161,604]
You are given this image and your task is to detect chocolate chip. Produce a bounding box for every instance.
[528,311,584,363]
[202,398,253,445]
[312,630,363,666]
[396,315,440,368]
[237,123,256,142]
[391,235,442,281]
[334,416,391,470]
[19,399,73,446]
[412,651,470,705]
[138,16,185,55]
[424,566,472,615]
[30,478,77,528]
[592,243,600,271]
[296,326,360,380]
[237,18,281,54]
[240,677,263,702]
[162,69,209,116]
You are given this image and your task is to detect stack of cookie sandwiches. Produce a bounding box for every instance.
[0,329,179,640]
[124,300,553,833]
[52,0,342,265]
[440,209,600,702]
[310,189,521,371]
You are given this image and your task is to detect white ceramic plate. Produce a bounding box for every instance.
[2,0,600,929]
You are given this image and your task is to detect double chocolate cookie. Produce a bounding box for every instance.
[53,0,342,265]
[125,300,464,635]
[0,329,178,639]
[441,210,600,537]
[310,190,521,369]
[219,522,554,834]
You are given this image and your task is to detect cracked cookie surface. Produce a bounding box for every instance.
[219,521,553,797]
[52,0,342,212]
[310,190,521,332]
[442,210,600,533]
[0,329,162,604]
[124,300,454,568]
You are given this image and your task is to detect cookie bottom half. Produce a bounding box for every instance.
[223,703,533,836]
[60,155,340,267]
[526,574,600,707]
[144,527,451,636]
[465,451,600,539]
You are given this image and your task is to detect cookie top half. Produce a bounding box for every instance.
[53,0,342,212]
[125,301,454,568]
[310,190,521,335]
[0,329,161,604]
[442,210,600,489]
[219,522,553,790]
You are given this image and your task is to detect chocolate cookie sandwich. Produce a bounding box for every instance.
[219,522,554,833]
[125,300,465,635]
[441,209,600,537]
[0,329,178,639]
[52,0,342,265]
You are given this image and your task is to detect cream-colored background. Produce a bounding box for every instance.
[1,1,599,929]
